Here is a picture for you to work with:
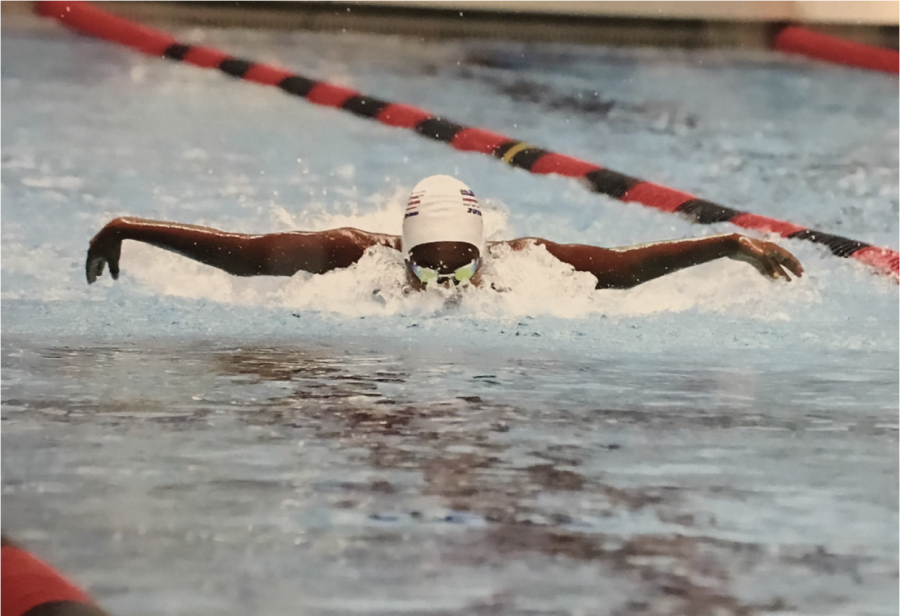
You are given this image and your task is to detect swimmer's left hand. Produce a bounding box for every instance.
[732,235,804,281]
[85,219,124,284]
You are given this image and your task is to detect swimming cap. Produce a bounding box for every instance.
[401,175,485,259]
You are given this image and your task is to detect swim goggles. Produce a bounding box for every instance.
[408,257,481,287]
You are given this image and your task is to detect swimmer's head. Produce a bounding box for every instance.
[402,175,485,289]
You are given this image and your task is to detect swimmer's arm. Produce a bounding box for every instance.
[501,234,803,289]
[86,217,400,283]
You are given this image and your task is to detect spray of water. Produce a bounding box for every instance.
[119,198,818,321]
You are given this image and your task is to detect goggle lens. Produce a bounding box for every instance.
[409,257,481,287]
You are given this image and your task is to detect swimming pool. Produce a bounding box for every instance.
[2,15,898,616]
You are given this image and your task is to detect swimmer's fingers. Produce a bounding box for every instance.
[762,245,804,281]
[775,247,804,279]
[765,257,791,281]
[85,228,122,284]
[86,254,118,284]
[86,254,105,284]
[735,237,803,282]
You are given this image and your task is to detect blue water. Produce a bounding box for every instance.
[2,16,898,616]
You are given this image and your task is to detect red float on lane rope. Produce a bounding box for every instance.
[621,183,696,214]
[34,0,175,55]
[2,544,98,616]
[774,25,899,74]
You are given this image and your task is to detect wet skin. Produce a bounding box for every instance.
[85,217,804,290]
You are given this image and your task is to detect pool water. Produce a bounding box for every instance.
[2,16,898,616]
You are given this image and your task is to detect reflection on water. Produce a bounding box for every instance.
[4,341,895,615]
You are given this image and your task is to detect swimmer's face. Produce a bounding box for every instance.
[405,242,482,291]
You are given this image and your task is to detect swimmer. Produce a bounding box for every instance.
[86,175,803,290]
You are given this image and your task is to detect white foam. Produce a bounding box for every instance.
[121,229,818,322]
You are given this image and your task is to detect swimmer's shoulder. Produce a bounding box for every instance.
[489,237,550,252]
[327,228,401,251]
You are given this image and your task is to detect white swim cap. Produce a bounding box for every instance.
[401,175,485,259]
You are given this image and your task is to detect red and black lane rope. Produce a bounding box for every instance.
[35,1,899,280]
[2,538,107,616]
[773,25,899,74]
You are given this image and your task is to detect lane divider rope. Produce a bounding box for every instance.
[35,1,899,280]
[2,543,99,616]
[773,25,899,74]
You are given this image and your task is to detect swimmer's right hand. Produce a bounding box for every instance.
[731,235,804,281]
[86,219,124,284]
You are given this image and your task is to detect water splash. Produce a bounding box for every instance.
[123,235,818,321]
